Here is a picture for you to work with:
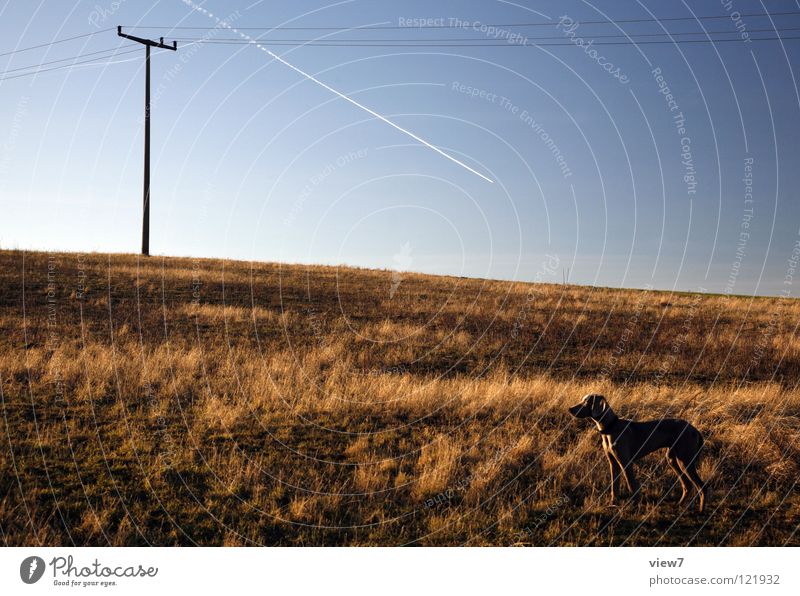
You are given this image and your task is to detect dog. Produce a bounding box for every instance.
[568,394,707,512]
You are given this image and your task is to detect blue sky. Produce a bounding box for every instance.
[1,0,799,296]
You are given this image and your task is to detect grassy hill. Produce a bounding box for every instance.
[1,249,798,545]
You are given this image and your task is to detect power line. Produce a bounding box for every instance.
[167,36,800,47]
[169,26,800,43]
[123,10,800,31]
[1,45,135,76]
[0,9,793,60]
[0,47,151,81]
[0,22,795,82]
[2,34,790,80]
[0,27,115,59]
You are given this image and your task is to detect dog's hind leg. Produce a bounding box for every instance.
[666,450,691,504]
[679,459,707,513]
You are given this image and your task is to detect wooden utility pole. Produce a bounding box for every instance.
[117,26,176,256]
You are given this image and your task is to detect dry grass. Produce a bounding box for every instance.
[0,249,799,546]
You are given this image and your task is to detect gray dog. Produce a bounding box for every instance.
[569,394,707,512]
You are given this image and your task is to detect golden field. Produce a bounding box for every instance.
[0,249,798,546]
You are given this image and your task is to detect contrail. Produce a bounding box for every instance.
[256,49,494,183]
[181,1,493,184]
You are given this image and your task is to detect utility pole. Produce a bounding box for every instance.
[117,26,177,256]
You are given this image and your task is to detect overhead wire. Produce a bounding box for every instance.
[1,10,798,82]
[0,47,157,82]
[166,36,800,47]
[0,27,115,59]
[121,10,800,31]
[165,26,800,43]
[1,44,136,76]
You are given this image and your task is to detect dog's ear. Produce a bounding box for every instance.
[591,395,607,418]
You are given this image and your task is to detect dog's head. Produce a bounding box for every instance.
[568,393,608,420]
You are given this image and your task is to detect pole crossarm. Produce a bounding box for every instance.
[117,26,177,50]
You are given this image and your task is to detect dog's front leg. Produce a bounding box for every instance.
[612,442,641,501]
[620,462,640,501]
[606,453,622,503]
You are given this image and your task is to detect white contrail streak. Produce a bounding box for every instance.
[258,49,494,183]
[181,1,494,183]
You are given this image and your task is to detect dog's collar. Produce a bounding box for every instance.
[594,411,620,434]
